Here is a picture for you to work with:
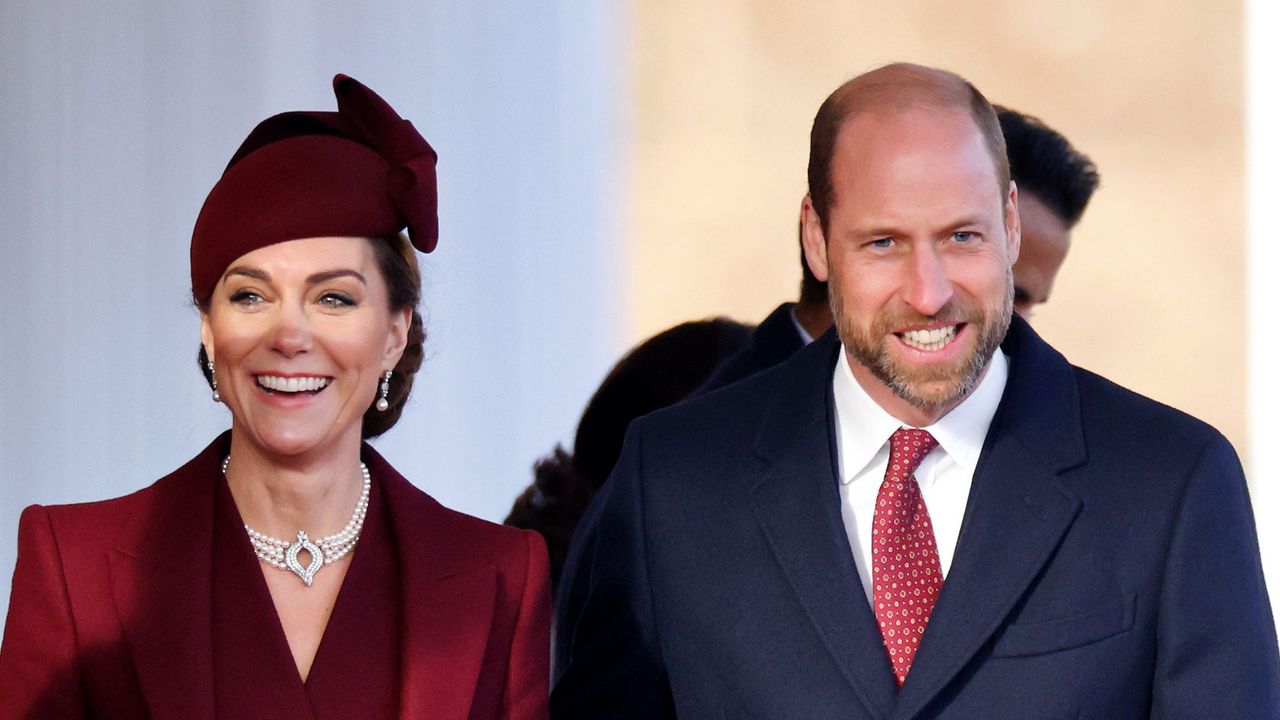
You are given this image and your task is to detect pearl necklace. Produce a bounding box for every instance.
[221,456,371,587]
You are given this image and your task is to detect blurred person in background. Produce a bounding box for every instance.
[506,318,752,588]
[699,223,832,393]
[997,105,1100,319]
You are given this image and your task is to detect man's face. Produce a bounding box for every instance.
[803,107,1019,425]
[1012,192,1071,319]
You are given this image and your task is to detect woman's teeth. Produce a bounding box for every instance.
[900,326,957,352]
[255,375,331,393]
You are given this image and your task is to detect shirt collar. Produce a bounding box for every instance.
[831,345,1008,483]
[789,305,815,345]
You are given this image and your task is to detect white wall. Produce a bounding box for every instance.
[0,0,625,622]
[1248,0,1280,607]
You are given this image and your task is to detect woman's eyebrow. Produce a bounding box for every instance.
[225,266,270,282]
[307,269,367,285]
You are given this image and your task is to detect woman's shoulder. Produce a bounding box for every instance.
[23,436,227,550]
[387,473,543,560]
[366,448,547,576]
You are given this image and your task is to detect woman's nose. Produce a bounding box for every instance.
[269,305,313,357]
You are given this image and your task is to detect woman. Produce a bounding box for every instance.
[0,75,550,720]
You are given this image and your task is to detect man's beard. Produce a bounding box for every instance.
[831,269,1013,413]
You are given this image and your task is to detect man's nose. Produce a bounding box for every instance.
[902,245,954,317]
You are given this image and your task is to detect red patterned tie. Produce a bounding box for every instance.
[872,428,942,687]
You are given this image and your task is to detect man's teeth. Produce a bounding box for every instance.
[256,375,331,393]
[900,326,957,351]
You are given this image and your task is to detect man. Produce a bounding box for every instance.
[698,222,833,392]
[998,106,1100,318]
[553,63,1278,718]
[705,106,1095,400]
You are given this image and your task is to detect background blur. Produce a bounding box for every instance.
[2,0,1278,625]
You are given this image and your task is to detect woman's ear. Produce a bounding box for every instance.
[199,312,214,365]
[384,307,411,367]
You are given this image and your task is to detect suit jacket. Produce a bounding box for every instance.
[0,433,551,720]
[698,302,807,393]
[552,317,1280,719]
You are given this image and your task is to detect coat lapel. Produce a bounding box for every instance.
[891,316,1087,720]
[370,448,497,720]
[108,435,227,720]
[749,333,898,720]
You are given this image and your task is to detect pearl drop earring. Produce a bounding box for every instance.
[376,370,392,412]
[209,361,221,403]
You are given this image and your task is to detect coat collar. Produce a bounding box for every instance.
[753,302,809,362]
[749,331,900,718]
[107,433,498,720]
[364,444,498,720]
[749,316,1085,720]
[108,433,226,720]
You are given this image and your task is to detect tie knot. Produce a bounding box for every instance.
[889,428,938,477]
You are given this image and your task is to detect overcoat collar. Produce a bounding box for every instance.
[107,433,497,720]
[748,316,1085,720]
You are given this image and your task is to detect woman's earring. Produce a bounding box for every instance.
[376,370,392,412]
[209,361,221,403]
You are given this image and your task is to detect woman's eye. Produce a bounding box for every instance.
[229,290,263,305]
[319,293,356,308]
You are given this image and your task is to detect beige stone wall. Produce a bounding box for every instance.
[626,1,1246,455]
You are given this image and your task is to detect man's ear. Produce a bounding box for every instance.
[800,195,831,282]
[383,307,412,368]
[1005,180,1022,265]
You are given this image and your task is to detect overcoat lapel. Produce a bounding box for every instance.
[370,448,497,720]
[891,317,1087,720]
[749,334,898,720]
[109,435,226,720]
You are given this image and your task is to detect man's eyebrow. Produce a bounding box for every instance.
[307,269,367,285]
[943,215,987,231]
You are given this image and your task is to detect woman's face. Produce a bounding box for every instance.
[201,236,410,462]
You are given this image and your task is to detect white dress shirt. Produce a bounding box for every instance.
[831,346,1008,605]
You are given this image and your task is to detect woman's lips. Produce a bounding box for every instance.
[254,374,332,394]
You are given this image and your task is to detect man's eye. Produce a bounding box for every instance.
[952,231,977,243]
[870,237,895,249]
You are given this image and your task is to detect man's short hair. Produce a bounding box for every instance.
[807,63,1009,231]
[997,106,1099,227]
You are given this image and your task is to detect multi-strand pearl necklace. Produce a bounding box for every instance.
[221,456,371,587]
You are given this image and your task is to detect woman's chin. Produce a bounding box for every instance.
[234,421,355,462]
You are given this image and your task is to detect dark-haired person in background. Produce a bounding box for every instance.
[698,221,833,393]
[506,318,752,588]
[998,105,1100,319]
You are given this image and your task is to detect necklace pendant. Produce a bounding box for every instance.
[284,531,325,587]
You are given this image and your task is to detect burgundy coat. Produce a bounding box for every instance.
[0,434,551,720]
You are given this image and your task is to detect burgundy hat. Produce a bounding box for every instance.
[190,74,438,302]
